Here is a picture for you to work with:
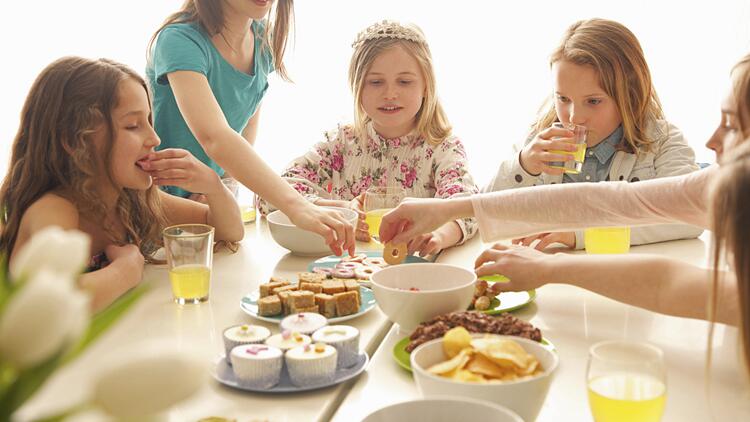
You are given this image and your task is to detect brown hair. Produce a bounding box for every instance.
[707,53,750,383]
[0,56,166,258]
[533,18,664,154]
[148,0,294,81]
[348,22,451,145]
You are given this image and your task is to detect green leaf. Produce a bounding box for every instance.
[0,350,65,417]
[64,283,148,363]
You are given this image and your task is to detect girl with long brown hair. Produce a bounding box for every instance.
[484,18,702,251]
[0,56,244,312]
[146,0,355,256]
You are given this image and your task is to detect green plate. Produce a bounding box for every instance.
[393,335,556,372]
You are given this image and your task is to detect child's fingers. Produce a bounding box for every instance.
[539,165,566,175]
[535,235,557,250]
[539,127,574,140]
[150,168,188,180]
[540,139,578,152]
[140,157,188,171]
[148,148,188,160]
[538,152,574,162]
[152,178,185,186]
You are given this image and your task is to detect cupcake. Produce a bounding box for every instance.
[312,325,360,368]
[223,324,271,361]
[265,330,311,352]
[285,343,338,386]
[231,344,283,389]
[280,312,328,335]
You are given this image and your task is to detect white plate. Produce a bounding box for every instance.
[213,351,369,393]
[240,286,377,324]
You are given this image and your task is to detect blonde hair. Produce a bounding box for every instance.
[707,53,750,385]
[0,57,167,259]
[148,0,294,81]
[348,21,451,145]
[533,18,664,154]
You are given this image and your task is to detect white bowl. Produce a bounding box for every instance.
[410,334,558,422]
[266,206,358,256]
[370,263,475,332]
[362,397,522,422]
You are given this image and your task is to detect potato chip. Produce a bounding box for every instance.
[427,348,472,375]
[442,327,473,358]
[471,337,531,369]
[451,369,486,383]
[465,353,507,379]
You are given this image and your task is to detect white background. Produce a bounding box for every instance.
[1,1,749,188]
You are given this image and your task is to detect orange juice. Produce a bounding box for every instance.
[588,373,666,422]
[169,264,210,304]
[584,227,631,254]
[550,143,586,174]
[365,208,391,240]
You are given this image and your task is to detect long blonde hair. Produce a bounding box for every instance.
[348,22,451,145]
[708,53,750,382]
[148,0,294,81]
[533,18,664,154]
[0,57,166,258]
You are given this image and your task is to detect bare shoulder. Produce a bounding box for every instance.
[23,193,80,230]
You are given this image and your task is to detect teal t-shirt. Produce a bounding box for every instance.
[146,20,273,197]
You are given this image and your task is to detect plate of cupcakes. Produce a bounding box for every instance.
[241,271,377,323]
[215,321,368,393]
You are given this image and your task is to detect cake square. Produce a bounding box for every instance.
[277,291,292,315]
[288,290,315,308]
[294,305,320,314]
[322,279,346,295]
[299,282,323,294]
[315,293,337,318]
[260,280,289,297]
[258,295,282,316]
[298,272,326,284]
[343,280,361,306]
[274,285,299,295]
[334,291,359,316]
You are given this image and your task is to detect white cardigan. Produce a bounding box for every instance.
[482,120,703,248]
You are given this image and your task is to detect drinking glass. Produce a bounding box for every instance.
[587,340,667,422]
[584,227,631,254]
[163,224,214,304]
[363,186,406,242]
[222,176,256,224]
[549,122,587,174]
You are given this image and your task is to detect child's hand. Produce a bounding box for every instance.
[512,232,575,250]
[315,196,370,242]
[104,244,144,288]
[519,126,579,176]
[406,230,447,257]
[474,243,552,292]
[286,203,356,256]
[140,149,222,195]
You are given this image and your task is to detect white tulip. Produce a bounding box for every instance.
[10,226,91,282]
[0,270,90,369]
[92,342,207,418]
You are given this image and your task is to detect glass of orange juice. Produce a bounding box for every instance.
[222,177,256,224]
[364,186,406,242]
[587,340,666,422]
[584,227,631,254]
[550,122,587,174]
[163,224,214,304]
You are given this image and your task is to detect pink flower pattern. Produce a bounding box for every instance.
[258,122,478,242]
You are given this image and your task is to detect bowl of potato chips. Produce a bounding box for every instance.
[370,264,476,333]
[410,327,558,422]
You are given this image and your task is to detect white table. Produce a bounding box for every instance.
[17,221,393,422]
[17,224,747,421]
[332,234,748,422]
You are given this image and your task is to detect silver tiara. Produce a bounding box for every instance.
[352,20,426,48]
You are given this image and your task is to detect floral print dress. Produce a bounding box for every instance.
[258,122,479,244]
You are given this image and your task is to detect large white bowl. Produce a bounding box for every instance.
[362,397,522,422]
[370,263,475,332]
[411,334,559,422]
[266,206,358,256]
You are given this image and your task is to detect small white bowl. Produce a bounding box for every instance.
[410,334,558,422]
[370,263,475,332]
[362,397,522,422]
[267,206,358,256]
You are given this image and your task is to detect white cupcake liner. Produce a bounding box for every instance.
[232,355,283,389]
[285,352,337,387]
[223,337,268,362]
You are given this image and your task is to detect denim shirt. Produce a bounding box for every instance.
[563,126,623,183]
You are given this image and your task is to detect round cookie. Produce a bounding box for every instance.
[354,266,379,280]
[383,242,407,265]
